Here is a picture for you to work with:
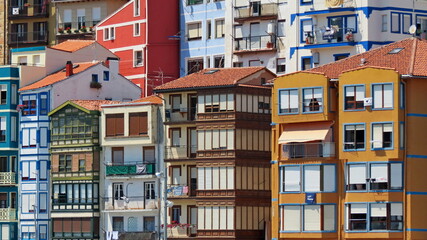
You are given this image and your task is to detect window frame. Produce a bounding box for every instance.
[22,94,37,116]
[301,56,313,70]
[344,84,365,111]
[276,58,286,73]
[280,164,336,194]
[300,18,313,44]
[334,53,350,61]
[343,123,366,151]
[371,122,394,150]
[134,50,144,67]
[134,22,140,37]
[302,87,323,114]
[187,22,202,41]
[278,88,299,115]
[214,18,225,38]
[372,83,394,110]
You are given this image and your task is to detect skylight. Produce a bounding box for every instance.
[388,48,404,54]
[204,69,219,74]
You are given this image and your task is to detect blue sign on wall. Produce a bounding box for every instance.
[306,193,316,204]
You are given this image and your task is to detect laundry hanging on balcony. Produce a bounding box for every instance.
[326,0,343,7]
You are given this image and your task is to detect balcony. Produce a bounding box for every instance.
[106,162,155,176]
[303,28,356,48]
[304,0,355,14]
[167,184,197,198]
[234,3,278,22]
[0,172,16,185]
[281,142,335,159]
[9,4,49,19]
[52,171,99,180]
[165,146,197,161]
[8,31,48,45]
[116,232,157,240]
[165,108,196,123]
[234,35,276,54]
[0,208,16,221]
[57,21,99,35]
[52,198,99,211]
[103,197,158,211]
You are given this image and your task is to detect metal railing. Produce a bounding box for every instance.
[165,108,197,122]
[106,162,155,176]
[0,172,16,185]
[234,35,275,51]
[282,142,335,159]
[57,21,99,34]
[117,232,157,240]
[165,145,197,160]
[167,184,193,197]
[308,0,355,11]
[9,4,49,18]
[304,28,355,45]
[234,3,278,19]
[103,196,158,210]
[8,31,48,44]
[0,208,16,221]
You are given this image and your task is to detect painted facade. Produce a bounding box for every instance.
[0,66,20,240]
[155,67,275,239]
[96,0,179,97]
[53,0,127,43]
[179,0,226,76]
[18,57,140,239]
[100,96,163,239]
[271,37,427,240]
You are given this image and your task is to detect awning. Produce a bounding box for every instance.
[278,121,333,144]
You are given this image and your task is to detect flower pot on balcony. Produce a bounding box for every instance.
[90,81,102,89]
[266,41,273,48]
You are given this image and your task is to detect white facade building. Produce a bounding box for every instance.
[100,96,164,240]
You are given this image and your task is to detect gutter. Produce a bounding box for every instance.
[401,74,427,79]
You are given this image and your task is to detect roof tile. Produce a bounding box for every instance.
[70,100,122,111]
[50,40,95,52]
[131,95,163,104]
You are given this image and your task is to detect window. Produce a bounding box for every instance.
[170,128,181,147]
[143,146,155,163]
[92,7,101,25]
[279,89,298,114]
[346,162,403,191]
[22,194,36,213]
[399,82,405,109]
[280,166,300,192]
[280,205,335,232]
[39,193,47,213]
[300,19,313,43]
[105,114,124,137]
[112,147,124,165]
[11,84,17,104]
[39,161,47,180]
[301,0,313,4]
[129,112,148,136]
[344,124,365,150]
[112,217,124,232]
[344,85,364,110]
[63,9,72,29]
[39,93,48,115]
[372,123,393,149]
[53,183,98,204]
[113,183,124,201]
[214,56,224,68]
[59,155,72,172]
[233,62,243,67]
[134,50,143,67]
[373,83,393,109]
[22,95,37,116]
[346,203,403,231]
[21,226,35,240]
[382,14,388,32]
[134,23,140,36]
[249,60,261,67]
[187,22,202,41]
[144,217,155,232]
[215,19,225,38]
[334,53,349,61]
[328,15,357,42]
[187,0,203,5]
[0,85,6,104]
[0,117,5,142]
[21,161,36,180]
[79,159,85,171]
[278,20,286,37]
[77,9,85,30]
[22,128,37,148]
[103,71,109,81]
[280,165,336,193]
[301,57,312,70]
[207,20,212,39]
[391,12,412,34]
[187,58,203,74]
[399,122,405,149]
[134,0,140,16]
[276,58,286,73]
[39,225,47,240]
[144,182,155,199]
[172,206,181,223]
[170,94,181,112]
[302,87,323,113]
[104,27,115,40]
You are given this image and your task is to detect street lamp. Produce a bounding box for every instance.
[156,170,173,240]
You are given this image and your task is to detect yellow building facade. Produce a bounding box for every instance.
[271,38,427,240]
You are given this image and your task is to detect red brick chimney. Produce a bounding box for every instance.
[66,61,73,77]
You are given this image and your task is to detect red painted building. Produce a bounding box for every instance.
[95,0,179,97]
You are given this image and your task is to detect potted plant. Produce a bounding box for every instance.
[74,29,79,33]
[58,28,64,34]
[90,81,102,89]
[66,27,71,34]
[80,26,87,33]
[89,26,94,32]
[266,41,273,48]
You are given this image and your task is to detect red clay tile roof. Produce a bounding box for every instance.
[306,37,427,78]
[50,40,95,52]
[19,62,99,91]
[70,100,122,111]
[131,95,163,104]
[155,67,266,91]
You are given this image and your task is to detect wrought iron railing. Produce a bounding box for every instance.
[304,28,355,45]
[281,142,335,159]
[234,3,278,19]
[8,31,48,44]
[0,172,16,185]
[0,208,16,220]
[9,4,49,18]
[234,35,276,51]
[106,162,155,176]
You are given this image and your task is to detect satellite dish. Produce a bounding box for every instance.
[409,25,417,35]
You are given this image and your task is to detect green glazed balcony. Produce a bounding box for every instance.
[106,163,155,176]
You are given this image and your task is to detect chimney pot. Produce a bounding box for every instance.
[66,61,73,77]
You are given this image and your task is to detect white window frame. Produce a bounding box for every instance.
[372,83,393,109]
[134,50,144,67]
[134,23,140,36]
[371,122,393,149]
[279,88,299,114]
[215,18,225,38]
[187,22,202,41]
[134,0,140,16]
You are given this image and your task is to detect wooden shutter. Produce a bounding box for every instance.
[53,219,63,233]
[72,218,81,233]
[129,113,139,136]
[63,219,72,233]
[106,114,116,137]
[81,218,91,233]
[116,114,124,136]
[140,112,148,134]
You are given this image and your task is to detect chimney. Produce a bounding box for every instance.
[106,57,119,75]
[66,61,73,77]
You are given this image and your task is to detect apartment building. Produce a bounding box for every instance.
[271,37,427,240]
[53,0,127,43]
[100,96,163,239]
[96,0,179,97]
[48,100,121,240]
[179,0,227,76]
[0,66,20,240]
[155,67,275,239]
[18,55,140,239]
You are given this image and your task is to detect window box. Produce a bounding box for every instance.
[90,81,102,89]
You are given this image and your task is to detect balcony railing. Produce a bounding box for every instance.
[57,21,99,35]
[234,35,276,52]
[8,31,48,45]
[0,172,16,185]
[117,232,157,240]
[304,28,355,46]
[165,108,196,122]
[9,4,49,18]
[306,0,355,12]
[106,162,155,176]
[103,197,158,210]
[281,142,335,159]
[234,3,278,20]
[165,145,197,160]
[0,208,16,221]
[167,184,197,198]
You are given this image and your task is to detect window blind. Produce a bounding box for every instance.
[283,206,301,231]
[323,165,335,192]
[371,203,387,217]
[323,205,335,231]
[390,163,403,189]
[304,165,320,192]
[304,205,321,231]
[284,166,300,191]
[371,163,388,182]
[198,167,205,190]
[349,164,366,184]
